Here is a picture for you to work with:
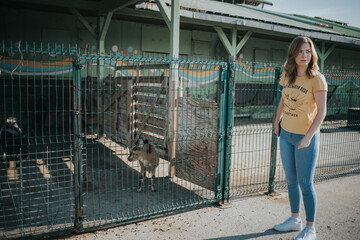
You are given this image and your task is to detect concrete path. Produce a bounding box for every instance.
[62,174,360,240]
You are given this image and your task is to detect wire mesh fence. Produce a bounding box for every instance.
[0,42,359,238]
[228,60,282,197]
[228,60,360,198]
[315,68,360,181]
[0,42,76,238]
[77,52,225,230]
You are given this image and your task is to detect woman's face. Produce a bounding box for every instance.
[295,42,312,67]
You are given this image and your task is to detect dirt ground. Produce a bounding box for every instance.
[61,174,360,240]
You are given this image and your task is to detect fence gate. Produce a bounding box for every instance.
[73,54,228,231]
[224,60,282,198]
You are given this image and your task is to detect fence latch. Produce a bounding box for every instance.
[73,58,83,70]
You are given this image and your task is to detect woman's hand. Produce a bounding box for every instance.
[298,136,311,149]
[274,97,284,137]
[274,122,280,137]
[298,91,327,149]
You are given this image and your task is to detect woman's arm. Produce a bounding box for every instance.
[274,97,284,137]
[298,91,327,149]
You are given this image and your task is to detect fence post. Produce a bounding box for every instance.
[221,56,236,202]
[268,66,282,194]
[73,54,84,232]
[216,63,228,202]
[168,60,179,178]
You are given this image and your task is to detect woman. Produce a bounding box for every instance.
[273,36,328,240]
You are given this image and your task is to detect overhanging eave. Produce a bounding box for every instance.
[130,4,360,47]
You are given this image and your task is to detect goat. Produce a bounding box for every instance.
[127,139,159,192]
[0,117,28,168]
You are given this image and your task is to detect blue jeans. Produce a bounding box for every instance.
[279,128,320,222]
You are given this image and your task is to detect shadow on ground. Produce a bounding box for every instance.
[205,228,291,240]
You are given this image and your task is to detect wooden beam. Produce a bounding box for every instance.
[168,0,180,177]
[100,0,143,15]
[97,13,111,134]
[314,43,323,71]
[155,0,171,29]
[170,0,180,58]
[315,42,336,72]
[98,16,104,51]
[11,0,99,10]
[215,27,252,56]
[231,28,237,56]
[214,26,233,56]
[235,31,252,55]
[324,43,337,59]
[100,11,114,41]
[314,43,321,58]
[69,8,97,40]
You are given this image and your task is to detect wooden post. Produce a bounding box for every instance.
[128,76,135,148]
[314,42,336,72]
[97,12,113,136]
[168,0,180,177]
[97,16,104,135]
[168,63,179,177]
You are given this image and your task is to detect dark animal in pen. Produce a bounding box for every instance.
[128,139,159,192]
[0,117,29,168]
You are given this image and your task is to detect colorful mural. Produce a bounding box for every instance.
[0,57,73,76]
[235,61,360,88]
[324,72,360,88]
[235,61,277,81]
[1,57,359,88]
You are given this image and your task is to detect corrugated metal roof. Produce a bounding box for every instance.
[293,14,360,39]
[149,0,341,33]
[140,0,360,45]
[233,4,341,35]
[239,5,360,38]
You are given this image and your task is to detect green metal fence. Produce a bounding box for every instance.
[227,60,281,197]
[0,42,76,238]
[0,43,227,238]
[228,60,360,198]
[77,52,226,231]
[313,68,360,181]
[0,42,359,238]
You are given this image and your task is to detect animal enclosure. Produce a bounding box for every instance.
[0,45,225,238]
[0,43,359,239]
[81,55,222,191]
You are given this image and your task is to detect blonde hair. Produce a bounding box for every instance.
[284,36,319,84]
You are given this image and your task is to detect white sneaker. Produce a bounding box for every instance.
[273,217,302,232]
[295,226,316,240]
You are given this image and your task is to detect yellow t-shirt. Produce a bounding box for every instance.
[279,72,328,135]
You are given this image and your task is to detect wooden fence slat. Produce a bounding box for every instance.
[133,77,168,144]
[137,104,166,116]
[135,95,167,106]
[135,113,165,128]
[111,76,167,84]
